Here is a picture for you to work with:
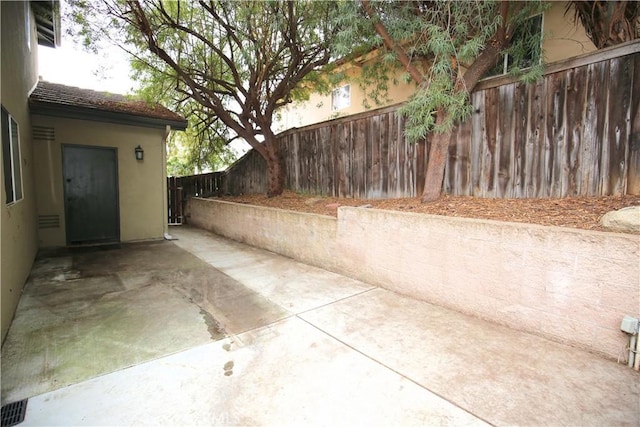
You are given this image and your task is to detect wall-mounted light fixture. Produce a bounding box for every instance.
[135,145,144,161]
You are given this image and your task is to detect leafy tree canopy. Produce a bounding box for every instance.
[131,59,237,176]
[332,0,547,201]
[334,0,547,141]
[69,0,339,194]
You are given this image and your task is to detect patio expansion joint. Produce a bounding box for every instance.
[295,286,378,317]
[296,310,494,427]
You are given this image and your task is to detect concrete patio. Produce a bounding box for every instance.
[1,225,638,426]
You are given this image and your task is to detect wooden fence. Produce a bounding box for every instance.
[231,42,640,199]
[169,41,640,221]
[279,107,427,198]
[167,172,224,224]
[450,43,640,198]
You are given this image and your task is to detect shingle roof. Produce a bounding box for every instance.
[29,81,188,130]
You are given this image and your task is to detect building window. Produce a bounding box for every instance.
[2,107,23,204]
[489,14,543,76]
[331,85,350,111]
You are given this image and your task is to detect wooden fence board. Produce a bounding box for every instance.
[522,84,534,197]
[443,126,455,195]
[501,84,517,197]
[606,56,633,195]
[334,126,341,197]
[566,68,584,196]
[469,96,482,195]
[414,138,424,197]
[354,117,367,198]
[387,111,399,196]
[483,87,499,197]
[590,61,609,195]
[512,82,527,198]
[551,71,568,197]
[529,79,545,197]
[543,76,555,197]
[341,123,349,196]
[628,53,640,195]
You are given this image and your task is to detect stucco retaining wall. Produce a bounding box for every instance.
[187,197,640,360]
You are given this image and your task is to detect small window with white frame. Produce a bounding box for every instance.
[331,85,351,111]
[2,107,23,204]
[488,13,543,77]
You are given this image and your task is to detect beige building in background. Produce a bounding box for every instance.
[275,1,596,132]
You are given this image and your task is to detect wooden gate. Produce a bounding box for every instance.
[167,172,225,224]
[167,176,183,225]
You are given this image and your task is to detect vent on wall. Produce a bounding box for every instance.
[32,126,55,141]
[1,399,28,427]
[38,214,60,229]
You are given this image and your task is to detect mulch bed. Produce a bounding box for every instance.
[216,191,640,233]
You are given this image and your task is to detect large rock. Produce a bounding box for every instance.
[601,206,640,233]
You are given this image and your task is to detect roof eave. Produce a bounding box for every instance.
[30,102,188,131]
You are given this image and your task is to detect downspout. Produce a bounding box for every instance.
[162,125,171,240]
[621,315,639,369]
[633,323,640,371]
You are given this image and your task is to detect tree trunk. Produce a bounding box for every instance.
[421,131,451,202]
[421,111,450,202]
[420,39,503,203]
[264,140,284,197]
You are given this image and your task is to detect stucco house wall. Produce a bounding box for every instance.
[275,1,596,132]
[1,4,184,343]
[31,116,169,247]
[1,1,41,342]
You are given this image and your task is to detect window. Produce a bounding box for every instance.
[331,85,350,111]
[489,14,543,76]
[2,107,23,204]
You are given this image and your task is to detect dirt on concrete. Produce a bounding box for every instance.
[217,191,640,233]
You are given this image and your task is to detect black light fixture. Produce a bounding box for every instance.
[134,145,144,161]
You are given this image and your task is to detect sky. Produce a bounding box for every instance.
[38,41,251,161]
[37,17,251,161]
[38,42,138,95]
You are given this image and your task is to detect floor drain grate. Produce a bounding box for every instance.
[1,399,28,427]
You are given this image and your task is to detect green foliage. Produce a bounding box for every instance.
[131,56,236,175]
[67,0,339,188]
[66,0,238,174]
[166,152,193,178]
[165,126,237,177]
[333,0,549,141]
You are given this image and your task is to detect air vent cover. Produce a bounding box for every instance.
[38,214,60,229]
[32,126,55,141]
[1,399,28,427]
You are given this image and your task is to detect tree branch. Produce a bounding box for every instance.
[460,0,511,93]
[361,0,425,85]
